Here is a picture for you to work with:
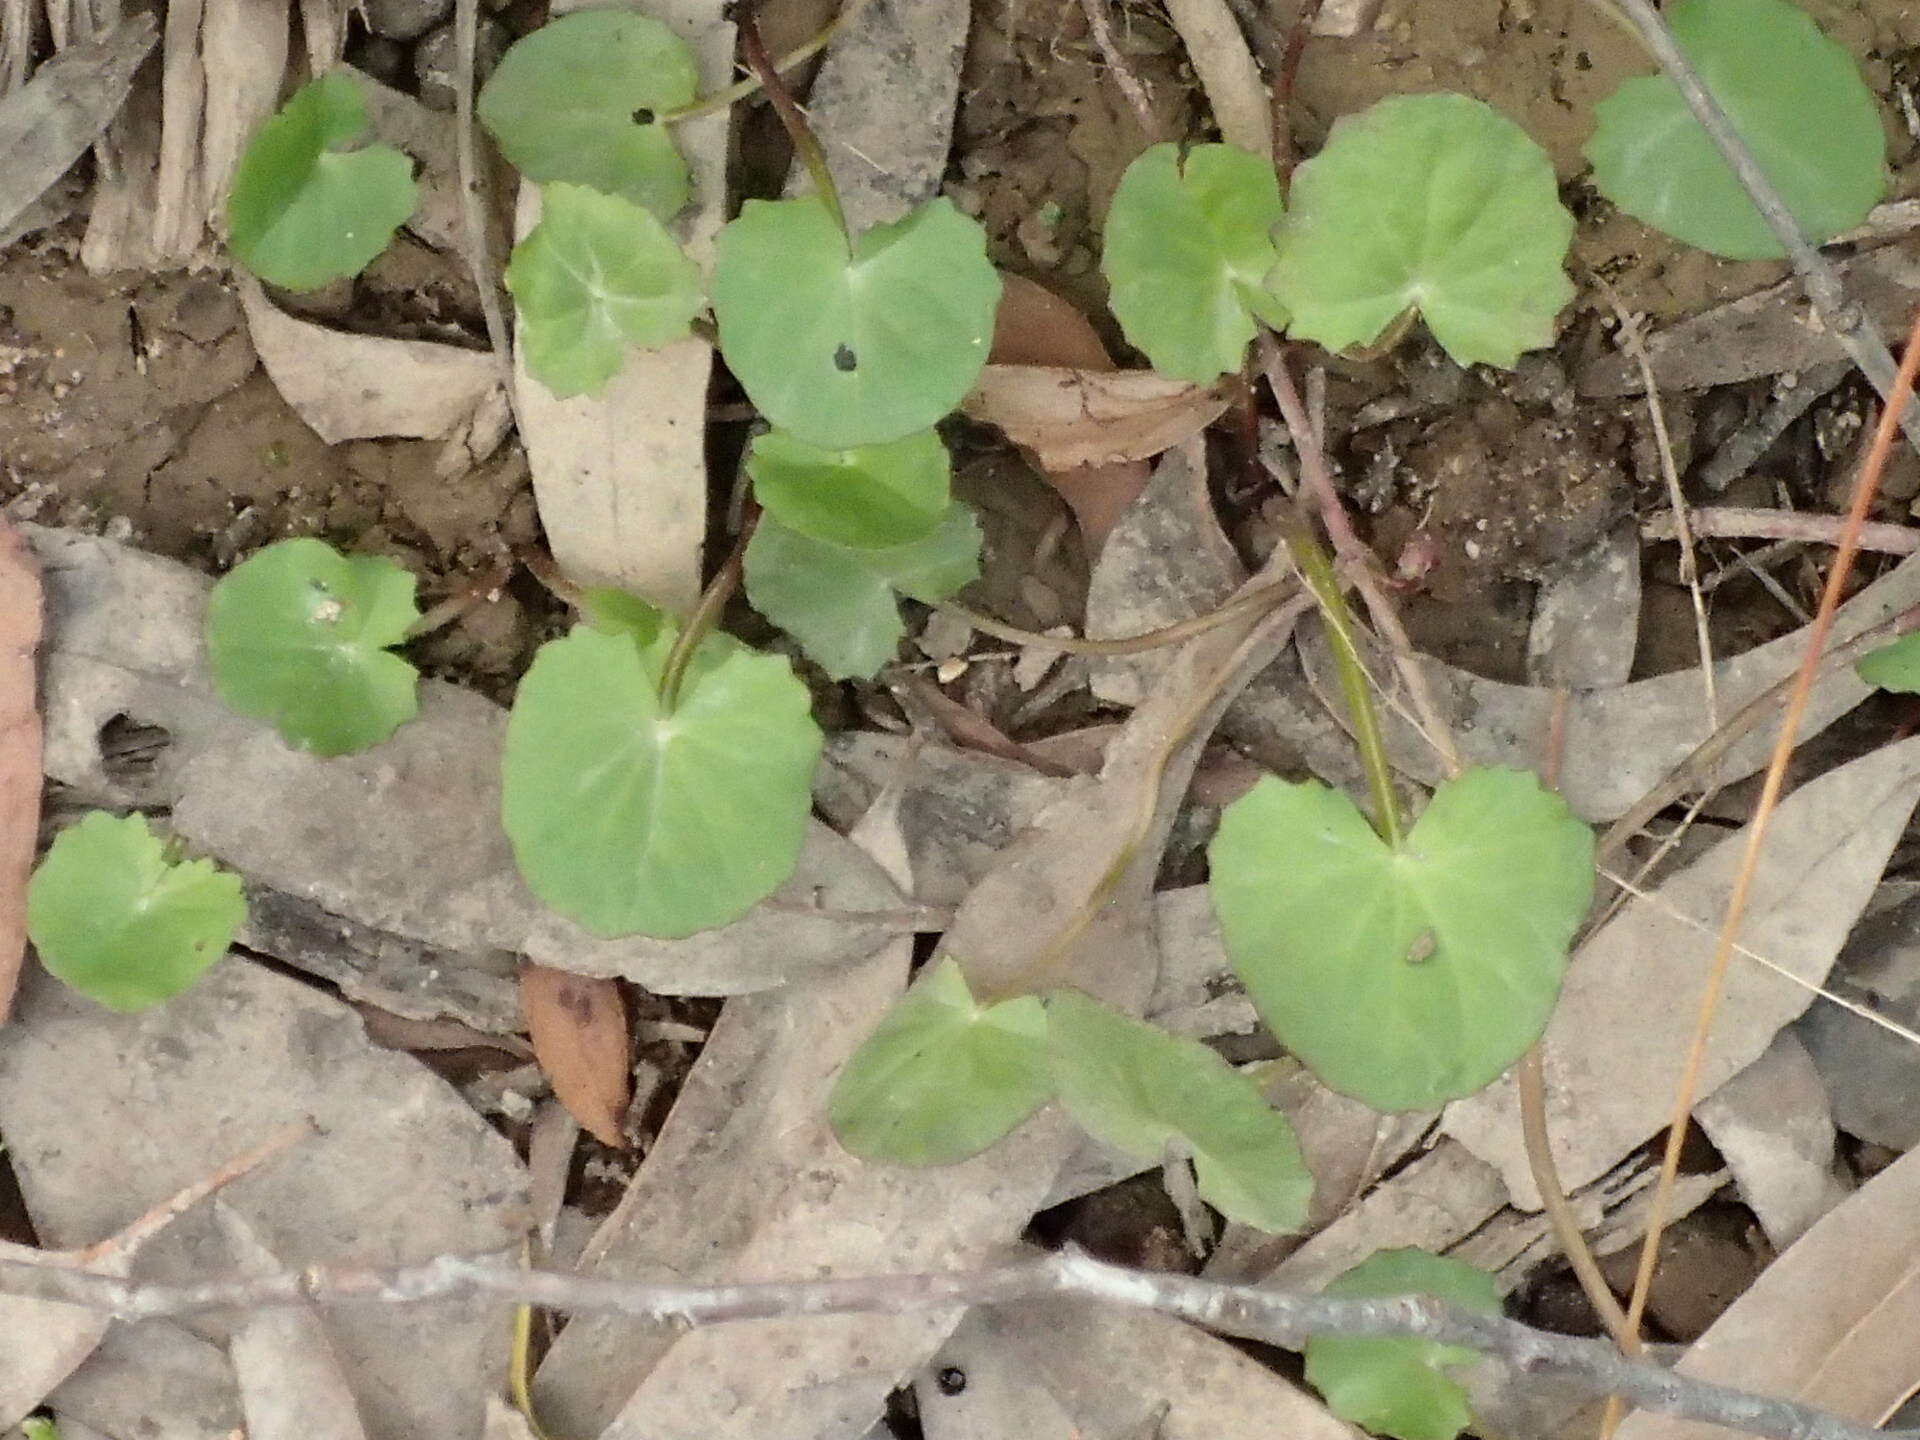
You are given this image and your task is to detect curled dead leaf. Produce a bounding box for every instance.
[963,366,1232,473]
[520,961,632,1149]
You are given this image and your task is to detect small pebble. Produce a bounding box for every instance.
[364,0,452,42]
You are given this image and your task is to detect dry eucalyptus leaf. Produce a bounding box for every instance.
[1614,1143,1920,1439]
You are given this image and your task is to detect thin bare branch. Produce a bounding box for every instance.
[1077,0,1159,140]
[1645,506,1920,556]
[0,1247,1903,1440]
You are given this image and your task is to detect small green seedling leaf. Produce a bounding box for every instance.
[501,606,822,938]
[1858,632,1920,693]
[1209,767,1593,1111]
[1585,0,1884,260]
[507,182,703,399]
[477,10,697,219]
[1268,93,1573,369]
[1046,989,1311,1233]
[27,812,245,1012]
[712,196,1002,449]
[744,501,981,680]
[829,956,1052,1165]
[206,538,421,757]
[1304,1249,1500,1440]
[227,72,417,292]
[1102,142,1288,382]
[748,427,951,550]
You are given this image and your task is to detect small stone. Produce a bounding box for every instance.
[414,17,506,111]
[363,0,451,42]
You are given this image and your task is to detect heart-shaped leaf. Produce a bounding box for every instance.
[1101,142,1288,382]
[477,9,697,219]
[1209,767,1594,1111]
[206,538,421,756]
[500,609,822,939]
[744,501,981,680]
[1859,632,1920,693]
[1585,0,1885,260]
[27,812,245,1012]
[227,72,417,292]
[507,182,703,399]
[747,427,951,550]
[1046,989,1311,1233]
[829,956,1052,1166]
[1267,94,1573,369]
[712,195,1002,449]
[1304,1248,1500,1440]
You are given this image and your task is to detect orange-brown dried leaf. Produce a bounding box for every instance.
[0,517,41,1024]
[990,272,1116,372]
[520,961,631,1149]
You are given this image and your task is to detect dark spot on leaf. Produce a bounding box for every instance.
[632,107,655,125]
[833,344,857,373]
[936,1368,966,1396]
[557,980,598,1026]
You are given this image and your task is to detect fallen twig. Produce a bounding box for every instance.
[1645,505,1920,556]
[1076,0,1159,140]
[1610,0,1920,457]
[0,1246,1900,1440]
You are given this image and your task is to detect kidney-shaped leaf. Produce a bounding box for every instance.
[1305,1248,1499,1440]
[747,427,951,550]
[507,182,703,399]
[227,71,417,292]
[829,956,1052,1166]
[1046,989,1311,1233]
[206,538,421,757]
[1859,632,1920,693]
[1209,767,1594,1111]
[477,9,697,219]
[1268,94,1573,369]
[1585,0,1885,260]
[745,501,981,680]
[713,195,1002,449]
[501,615,822,939]
[1102,142,1287,382]
[27,812,245,1012]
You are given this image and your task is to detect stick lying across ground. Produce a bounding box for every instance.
[0,1246,1904,1440]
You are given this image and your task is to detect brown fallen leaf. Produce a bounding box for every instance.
[521,960,631,1149]
[0,513,40,1023]
[964,366,1232,473]
[1615,1142,1920,1438]
[979,276,1218,550]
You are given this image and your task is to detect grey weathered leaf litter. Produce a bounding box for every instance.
[31,525,901,997]
[0,960,529,1440]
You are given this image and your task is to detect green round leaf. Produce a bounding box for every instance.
[1209,767,1594,1111]
[829,957,1053,1166]
[1102,142,1288,382]
[1268,94,1573,369]
[227,72,418,292]
[1046,989,1311,1233]
[744,501,981,681]
[1859,632,1920,693]
[27,812,245,1012]
[206,539,421,757]
[713,196,1002,449]
[1585,0,1885,260]
[477,10,696,219]
[1305,1249,1500,1440]
[501,617,823,939]
[748,427,951,550]
[507,182,703,399]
